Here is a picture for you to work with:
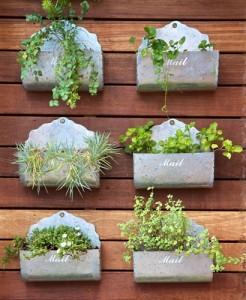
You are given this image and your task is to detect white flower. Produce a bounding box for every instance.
[67,241,72,247]
[60,242,67,248]
[56,248,61,254]
[62,233,67,239]
[77,232,81,236]
[75,226,80,231]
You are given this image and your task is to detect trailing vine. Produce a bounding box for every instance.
[18,0,100,108]
[119,121,243,158]
[141,26,186,113]
[119,189,245,272]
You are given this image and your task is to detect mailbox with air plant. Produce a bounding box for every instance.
[19,0,103,108]
[119,189,244,283]
[137,21,219,93]
[120,118,242,188]
[16,117,117,197]
[1,211,101,281]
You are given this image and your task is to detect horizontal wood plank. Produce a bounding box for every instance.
[0,178,244,210]
[0,241,244,272]
[0,52,245,86]
[0,117,244,146]
[0,272,244,300]
[0,210,245,241]
[1,0,246,20]
[0,20,245,52]
[0,85,245,117]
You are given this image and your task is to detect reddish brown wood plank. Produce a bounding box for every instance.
[0,0,245,20]
[0,272,244,300]
[0,85,245,117]
[0,52,245,86]
[0,210,245,240]
[0,241,244,272]
[0,20,245,52]
[0,117,244,146]
[0,178,244,210]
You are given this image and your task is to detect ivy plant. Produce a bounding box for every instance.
[16,133,118,198]
[1,225,93,267]
[119,189,245,272]
[119,121,243,159]
[19,0,99,108]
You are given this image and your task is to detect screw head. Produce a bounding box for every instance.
[59,212,65,218]
[172,22,177,28]
[60,118,66,124]
[170,119,175,125]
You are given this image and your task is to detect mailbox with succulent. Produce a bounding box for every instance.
[119,118,242,188]
[16,117,117,197]
[1,211,101,281]
[137,21,219,93]
[19,0,103,108]
[119,189,245,283]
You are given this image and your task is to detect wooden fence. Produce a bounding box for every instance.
[0,1,245,299]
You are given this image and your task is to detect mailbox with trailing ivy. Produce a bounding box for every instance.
[16,117,117,197]
[19,1,103,108]
[2,211,101,281]
[137,21,219,91]
[119,118,242,189]
[119,191,244,283]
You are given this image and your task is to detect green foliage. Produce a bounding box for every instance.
[120,121,243,159]
[129,36,136,44]
[142,26,186,73]
[141,26,186,111]
[1,237,25,267]
[16,133,118,198]
[19,1,99,109]
[119,189,245,271]
[119,121,156,153]
[198,39,213,51]
[1,225,93,267]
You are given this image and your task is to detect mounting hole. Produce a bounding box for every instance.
[60,118,66,124]
[59,212,65,218]
[172,23,177,28]
[170,120,175,125]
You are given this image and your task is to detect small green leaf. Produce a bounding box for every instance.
[129,36,136,44]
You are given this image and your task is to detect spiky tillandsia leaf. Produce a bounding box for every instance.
[85,132,119,173]
[15,133,118,198]
[55,147,94,198]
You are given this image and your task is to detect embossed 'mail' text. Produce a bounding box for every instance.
[46,254,70,263]
[160,159,184,167]
[167,57,188,66]
[159,255,184,264]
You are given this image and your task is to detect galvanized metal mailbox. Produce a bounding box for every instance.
[133,119,215,188]
[22,23,103,91]
[133,221,213,282]
[137,21,219,91]
[20,211,101,281]
[18,117,100,189]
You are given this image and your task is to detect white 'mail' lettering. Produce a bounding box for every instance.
[159,255,184,264]
[159,159,184,167]
[46,254,71,263]
[167,56,188,67]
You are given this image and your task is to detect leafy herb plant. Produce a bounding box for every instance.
[19,0,100,108]
[1,225,93,267]
[119,189,245,271]
[16,133,118,197]
[141,26,186,112]
[119,121,243,159]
